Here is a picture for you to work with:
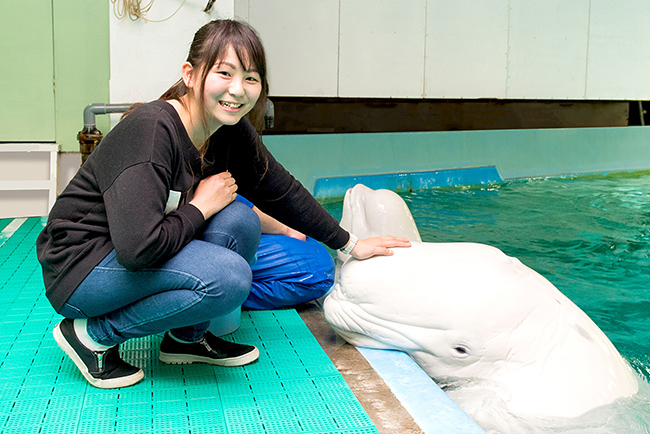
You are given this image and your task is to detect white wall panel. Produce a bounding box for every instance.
[233,0,249,21]
[506,0,590,99]
[247,0,339,97]
[110,0,650,102]
[339,0,426,98]
[425,0,509,99]
[110,0,226,105]
[586,0,650,100]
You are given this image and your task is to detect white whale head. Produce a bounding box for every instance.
[340,184,421,241]
[338,184,421,262]
[324,184,639,421]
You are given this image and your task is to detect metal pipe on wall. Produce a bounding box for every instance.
[78,103,132,165]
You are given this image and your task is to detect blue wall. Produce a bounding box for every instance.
[263,126,650,199]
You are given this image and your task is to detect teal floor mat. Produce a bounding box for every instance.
[0,217,379,434]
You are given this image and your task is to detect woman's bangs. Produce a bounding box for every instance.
[233,33,266,78]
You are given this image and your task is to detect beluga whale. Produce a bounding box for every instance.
[323,184,639,429]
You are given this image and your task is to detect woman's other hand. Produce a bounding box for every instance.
[351,236,411,260]
[252,205,307,241]
[282,227,307,241]
[190,171,238,219]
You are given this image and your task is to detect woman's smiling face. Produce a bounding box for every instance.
[201,44,262,131]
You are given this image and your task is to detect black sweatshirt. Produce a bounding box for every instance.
[37,100,348,312]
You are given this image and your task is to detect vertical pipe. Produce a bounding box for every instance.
[639,101,646,126]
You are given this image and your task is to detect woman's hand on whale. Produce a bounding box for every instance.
[351,236,411,260]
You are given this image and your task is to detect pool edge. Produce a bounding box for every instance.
[357,348,487,434]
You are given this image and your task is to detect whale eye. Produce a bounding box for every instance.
[453,346,470,357]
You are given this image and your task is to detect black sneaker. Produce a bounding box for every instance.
[159,331,259,367]
[53,318,144,389]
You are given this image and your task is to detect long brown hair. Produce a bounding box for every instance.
[160,19,269,150]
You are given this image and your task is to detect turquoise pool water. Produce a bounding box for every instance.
[322,171,650,433]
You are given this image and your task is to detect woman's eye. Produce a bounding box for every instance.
[217,71,231,77]
[246,76,259,83]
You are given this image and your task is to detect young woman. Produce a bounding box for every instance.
[36,19,409,389]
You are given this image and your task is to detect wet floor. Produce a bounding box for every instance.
[297,302,425,434]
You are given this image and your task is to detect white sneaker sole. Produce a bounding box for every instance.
[53,322,144,389]
[159,346,260,367]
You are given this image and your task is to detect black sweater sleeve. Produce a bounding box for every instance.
[103,162,204,270]
[211,119,349,250]
[248,148,349,249]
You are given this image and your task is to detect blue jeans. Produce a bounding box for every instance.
[59,201,261,346]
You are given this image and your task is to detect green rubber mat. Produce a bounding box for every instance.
[0,217,379,434]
